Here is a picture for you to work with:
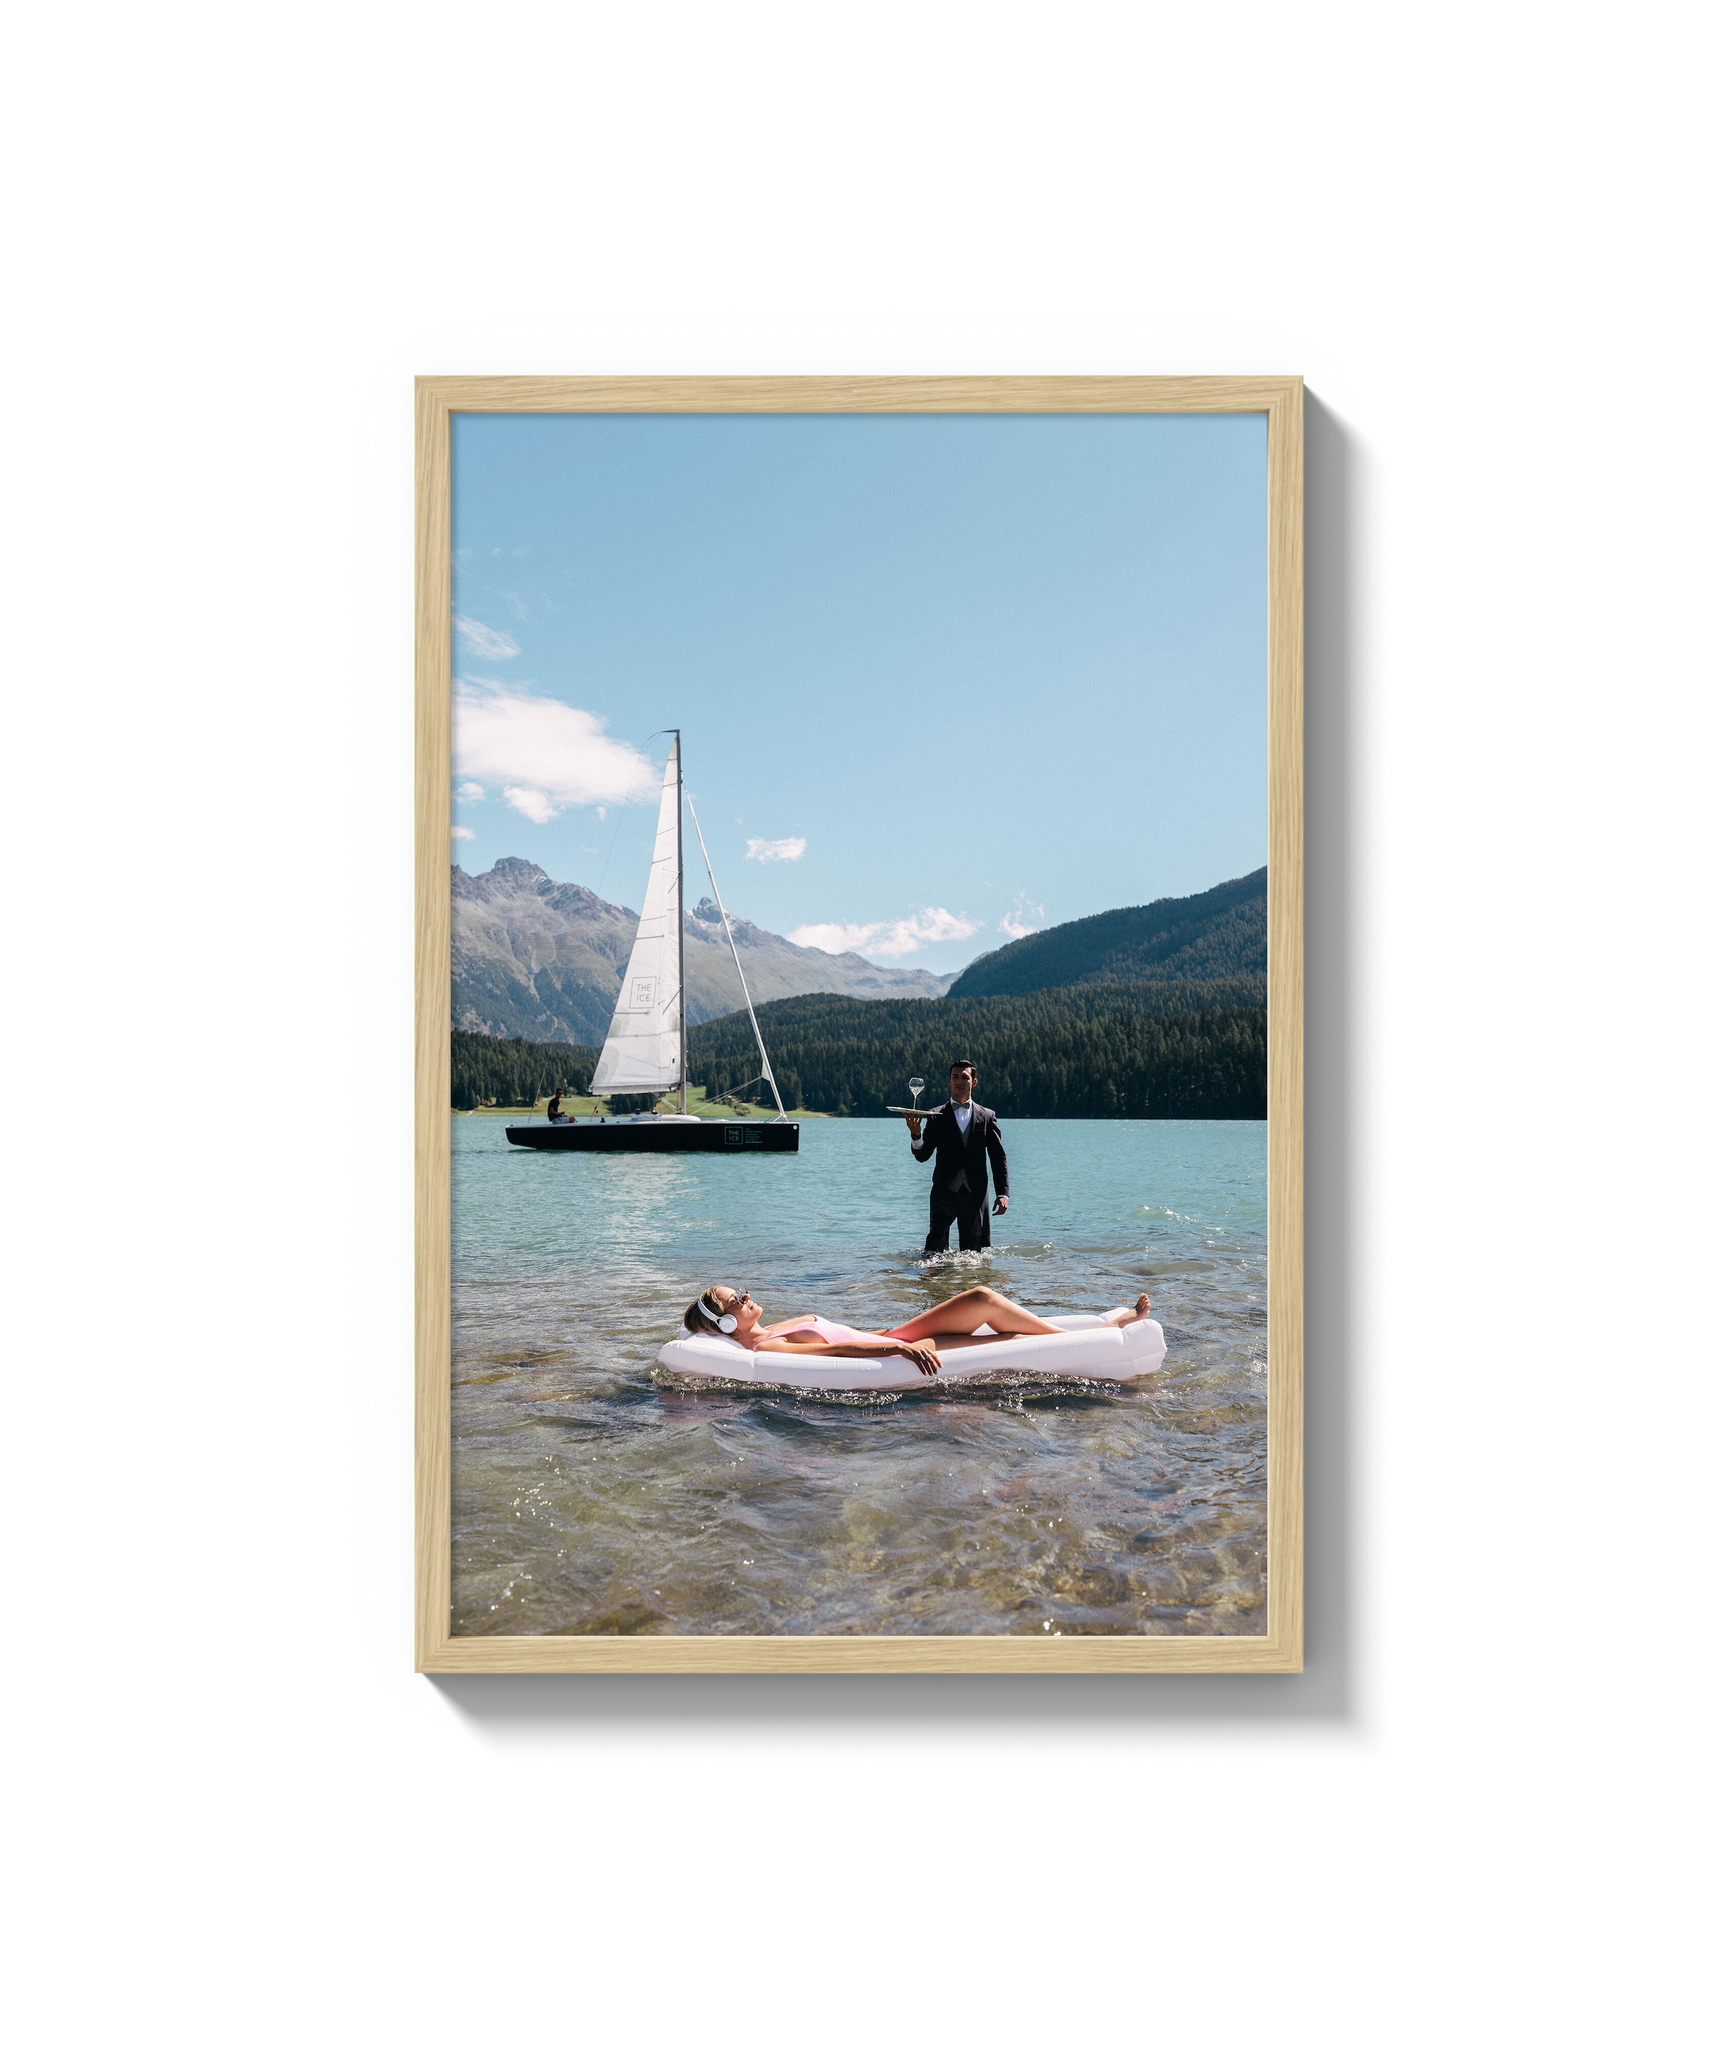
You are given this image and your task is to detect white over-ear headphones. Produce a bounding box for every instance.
[700,1291,739,1334]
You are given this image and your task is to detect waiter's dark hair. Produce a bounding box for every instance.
[949,1059,976,1076]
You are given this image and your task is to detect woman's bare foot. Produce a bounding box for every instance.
[1107,1291,1153,1326]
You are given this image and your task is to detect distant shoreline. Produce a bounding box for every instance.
[454,1102,1265,1122]
[459,1086,830,1121]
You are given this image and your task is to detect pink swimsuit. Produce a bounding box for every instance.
[774,1315,873,1346]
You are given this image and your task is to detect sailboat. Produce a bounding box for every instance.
[505,731,800,1154]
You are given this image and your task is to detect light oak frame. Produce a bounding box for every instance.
[416,376,1303,1673]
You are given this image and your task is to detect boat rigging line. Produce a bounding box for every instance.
[687,795,788,1120]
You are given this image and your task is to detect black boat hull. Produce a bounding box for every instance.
[504,1120,800,1153]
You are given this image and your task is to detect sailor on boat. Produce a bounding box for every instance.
[683,1284,1155,1379]
[546,1090,574,1125]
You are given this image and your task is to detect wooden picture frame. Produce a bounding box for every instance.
[415,377,1303,1673]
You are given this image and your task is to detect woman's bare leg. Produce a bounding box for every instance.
[881,1286,1062,1343]
[878,1289,1153,1351]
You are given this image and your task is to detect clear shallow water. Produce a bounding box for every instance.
[451,1116,1268,1637]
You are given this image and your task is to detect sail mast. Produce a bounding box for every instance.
[687,797,788,1120]
[674,730,687,1115]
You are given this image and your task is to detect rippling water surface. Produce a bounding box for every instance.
[451,1115,1267,1636]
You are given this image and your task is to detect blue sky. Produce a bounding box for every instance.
[451,411,1264,974]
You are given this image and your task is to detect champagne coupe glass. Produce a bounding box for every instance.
[908,1075,925,1114]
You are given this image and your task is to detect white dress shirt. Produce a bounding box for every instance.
[913,1096,1001,1207]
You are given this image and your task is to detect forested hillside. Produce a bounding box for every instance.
[946,868,1265,1000]
[689,992,1264,1120]
[451,1030,600,1111]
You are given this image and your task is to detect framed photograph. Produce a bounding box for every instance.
[415,377,1302,1672]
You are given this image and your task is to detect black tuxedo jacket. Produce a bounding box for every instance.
[911,1100,1009,1204]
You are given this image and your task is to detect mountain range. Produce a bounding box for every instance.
[452,857,956,1044]
[945,867,1266,1001]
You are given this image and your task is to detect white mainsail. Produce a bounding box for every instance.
[592,737,684,1097]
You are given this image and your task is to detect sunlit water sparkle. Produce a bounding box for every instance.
[452,1115,1267,1636]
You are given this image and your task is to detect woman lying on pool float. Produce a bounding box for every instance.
[684,1283,1154,1378]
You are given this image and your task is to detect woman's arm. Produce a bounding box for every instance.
[753,1336,940,1376]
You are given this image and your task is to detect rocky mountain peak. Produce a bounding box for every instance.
[491,856,552,888]
[452,856,956,1044]
[484,857,552,891]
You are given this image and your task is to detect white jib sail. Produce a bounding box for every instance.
[592,739,683,1096]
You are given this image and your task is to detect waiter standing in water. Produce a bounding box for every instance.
[904,1059,1010,1255]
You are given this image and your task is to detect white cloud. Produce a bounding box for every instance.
[790,922,878,956]
[788,907,982,960]
[454,681,658,823]
[453,615,521,660]
[503,785,557,824]
[456,782,486,802]
[999,894,1046,941]
[451,824,475,840]
[746,836,807,864]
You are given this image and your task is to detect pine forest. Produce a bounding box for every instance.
[453,985,1266,1118]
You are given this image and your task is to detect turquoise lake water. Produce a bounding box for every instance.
[451,1114,1268,1636]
